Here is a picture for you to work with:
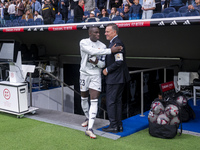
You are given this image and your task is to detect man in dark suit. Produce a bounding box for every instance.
[102,23,131,133]
[74,0,87,23]
[58,0,69,23]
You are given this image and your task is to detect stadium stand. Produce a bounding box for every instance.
[167,12,182,18]
[151,13,165,19]
[111,16,123,21]
[178,6,188,16]
[162,7,176,17]
[183,9,200,16]
[99,17,110,21]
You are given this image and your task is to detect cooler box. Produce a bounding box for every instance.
[0,81,28,113]
[178,72,199,86]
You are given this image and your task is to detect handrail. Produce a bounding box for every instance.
[29,66,107,118]
[128,65,179,116]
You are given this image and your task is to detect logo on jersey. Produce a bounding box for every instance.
[114,53,123,61]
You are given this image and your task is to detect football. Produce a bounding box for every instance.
[176,95,187,106]
[170,116,180,125]
[151,101,164,115]
[165,104,179,118]
[148,111,158,123]
[157,113,170,125]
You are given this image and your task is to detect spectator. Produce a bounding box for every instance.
[70,0,76,17]
[120,4,129,20]
[34,10,43,20]
[74,0,87,23]
[188,0,200,11]
[169,0,185,11]
[3,3,10,20]
[142,0,155,19]
[97,7,109,18]
[24,0,32,13]
[97,0,107,11]
[154,0,162,13]
[109,7,117,20]
[50,0,58,13]
[129,0,142,19]
[8,1,16,20]
[84,0,95,12]
[58,0,69,23]
[85,10,100,22]
[126,0,134,6]
[21,9,33,21]
[0,3,4,20]
[16,0,25,18]
[110,0,122,9]
[42,0,55,24]
[31,0,42,14]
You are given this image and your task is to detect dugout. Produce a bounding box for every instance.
[0,17,199,118]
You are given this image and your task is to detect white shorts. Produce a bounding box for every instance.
[80,74,101,92]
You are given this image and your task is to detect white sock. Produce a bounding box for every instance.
[88,99,98,129]
[81,97,89,119]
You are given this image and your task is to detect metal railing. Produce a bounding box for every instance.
[129,65,178,116]
[29,66,107,119]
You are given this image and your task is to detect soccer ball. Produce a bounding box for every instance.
[148,111,158,123]
[151,101,164,115]
[176,95,187,106]
[157,113,170,125]
[165,104,179,118]
[170,116,180,125]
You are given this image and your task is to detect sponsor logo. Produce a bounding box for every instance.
[82,25,87,29]
[158,21,165,26]
[33,28,37,31]
[183,20,190,25]
[40,28,44,31]
[170,20,177,25]
[99,24,104,28]
[48,25,77,31]
[27,28,31,31]
[3,89,11,100]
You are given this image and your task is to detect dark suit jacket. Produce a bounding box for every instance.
[105,36,131,84]
[17,2,25,16]
[58,0,69,13]
[74,5,84,23]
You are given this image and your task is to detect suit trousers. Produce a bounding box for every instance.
[106,83,125,128]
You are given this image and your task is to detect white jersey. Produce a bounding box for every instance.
[80,38,111,76]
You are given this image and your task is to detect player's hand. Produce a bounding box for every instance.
[103,68,108,76]
[111,44,123,53]
[89,58,98,64]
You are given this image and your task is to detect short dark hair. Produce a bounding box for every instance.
[88,26,99,34]
[106,23,119,34]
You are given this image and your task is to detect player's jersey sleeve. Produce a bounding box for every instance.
[80,39,111,56]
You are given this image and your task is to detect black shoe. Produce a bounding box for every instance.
[102,126,118,133]
[118,126,123,132]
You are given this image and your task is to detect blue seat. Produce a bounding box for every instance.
[28,22,36,26]
[35,18,43,25]
[162,7,176,17]
[28,18,34,23]
[55,14,62,20]
[84,11,90,17]
[87,18,97,22]
[111,16,123,21]
[99,17,110,21]
[12,22,19,27]
[183,9,200,16]
[167,12,181,18]
[12,19,18,23]
[107,9,111,14]
[67,19,74,23]
[178,6,188,16]
[94,8,100,15]
[151,13,165,19]
[117,8,123,13]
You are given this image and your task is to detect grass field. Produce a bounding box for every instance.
[0,112,199,150]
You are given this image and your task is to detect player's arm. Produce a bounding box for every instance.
[80,40,122,55]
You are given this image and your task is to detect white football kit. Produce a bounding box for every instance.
[79,38,111,92]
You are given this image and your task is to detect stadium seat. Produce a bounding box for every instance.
[35,18,43,23]
[178,6,188,16]
[107,9,111,14]
[87,18,97,22]
[111,16,123,21]
[84,11,90,17]
[117,8,123,13]
[183,9,200,16]
[55,14,62,20]
[67,19,74,23]
[12,22,19,27]
[12,19,18,23]
[94,8,100,16]
[28,18,34,23]
[99,17,110,21]
[28,22,36,26]
[151,13,165,19]
[167,12,181,18]
[162,7,176,17]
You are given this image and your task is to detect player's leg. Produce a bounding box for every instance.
[80,74,89,127]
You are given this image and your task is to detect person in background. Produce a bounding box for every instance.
[129,0,142,19]
[110,0,122,8]
[74,0,87,23]
[97,7,109,18]
[169,0,184,11]
[21,9,33,21]
[97,0,107,11]
[58,0,69,23]
[42,0,55,24]
[50,0,58,13]
[188,0,200,11]
[120,4,129,20]
[141,0,155,19]
[4,3,10,20]
[109,7,117,20]
[8,1,16,20]
[85,10,100,22]
[31,0,42,14]
[16,0,25,19]
[34,10,43,20]
[84,0,95,12]
[154,0,162,13]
